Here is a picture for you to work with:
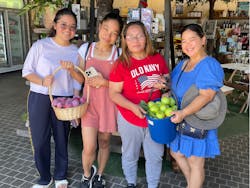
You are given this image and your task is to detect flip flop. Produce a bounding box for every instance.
[55,179,68,188]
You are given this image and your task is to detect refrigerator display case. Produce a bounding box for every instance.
[0,12,7,66]
[0,8,28,73]
[8,12,24,66]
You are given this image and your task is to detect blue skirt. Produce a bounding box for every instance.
[169,129,220,158]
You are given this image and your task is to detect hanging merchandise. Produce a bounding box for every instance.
[155,13,165,32]
[80,8,88,30]
[152,18,159,34]
[72,4,81,29]
[127,8,153,35]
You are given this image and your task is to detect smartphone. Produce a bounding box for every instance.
[85,66,98,77]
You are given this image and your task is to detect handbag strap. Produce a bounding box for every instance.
[176,60,189,87]
[83,42,92,70]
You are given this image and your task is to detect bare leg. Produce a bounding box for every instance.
[81,127,98,177]
[97,132,111,175]
[170,150,191,186]
[187,156,205,188]
[170,154,181,173]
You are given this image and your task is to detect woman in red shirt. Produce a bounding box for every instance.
[109,21,169,188]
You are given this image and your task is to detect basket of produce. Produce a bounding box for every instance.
[49,66,89,121]
[140,96,177,144]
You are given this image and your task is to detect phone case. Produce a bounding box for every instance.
[85,66,98,77]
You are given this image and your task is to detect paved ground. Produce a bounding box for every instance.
[0,71,249,188]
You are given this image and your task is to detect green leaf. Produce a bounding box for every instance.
[139,100,149,112]
[18,0,63,15]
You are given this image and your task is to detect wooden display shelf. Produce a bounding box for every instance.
[33,28,91,35]
[173,16,201,19]
[33,28,50,34]
[213,17,249,20]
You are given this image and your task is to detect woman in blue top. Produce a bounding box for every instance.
[169,24,224,188]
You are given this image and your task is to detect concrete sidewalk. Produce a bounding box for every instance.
[0,71,249,188]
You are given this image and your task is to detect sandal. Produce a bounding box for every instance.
[55,179,68,188]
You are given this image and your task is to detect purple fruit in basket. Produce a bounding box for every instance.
[57,97,66,105]
[72,99,80,107]
[52,98,59,107]
[73,97,80,102]
[80,97,86,104]
[64,103,73,108]
[58,97,66,102]
[66,97,72,103]
[57,102,63,108]
[73,95,80,100]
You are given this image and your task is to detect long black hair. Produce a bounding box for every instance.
[48,8,77,37]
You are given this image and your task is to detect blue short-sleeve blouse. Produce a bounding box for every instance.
[169,56,224,158]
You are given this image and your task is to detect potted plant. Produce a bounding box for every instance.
[19,0,64,28]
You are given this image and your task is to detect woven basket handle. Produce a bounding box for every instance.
[48,65,89,105]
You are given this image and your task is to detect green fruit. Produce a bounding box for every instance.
[149,104,159,113]
[159,104,167,112]
[165,108,173,117]
[155,101,161,106]
[161,96,170,105]
[147,101,155,108]
[169,97,176,106]
[156,111,165,119]
[171,105,177,111]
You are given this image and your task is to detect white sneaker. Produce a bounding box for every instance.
[32,179,53,188]
[55,179,68,188]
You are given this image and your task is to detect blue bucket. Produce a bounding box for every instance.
[146,115,177,144]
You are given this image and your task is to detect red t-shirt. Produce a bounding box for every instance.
[109,53,169,127]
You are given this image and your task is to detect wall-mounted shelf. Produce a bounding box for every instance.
[213,17,249,20]
[173,16,202,19]
[33,28,50,34]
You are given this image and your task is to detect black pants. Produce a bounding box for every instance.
[28,91,70,185]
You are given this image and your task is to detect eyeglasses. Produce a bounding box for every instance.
[57,22,77,32]
[125,34,145,41]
